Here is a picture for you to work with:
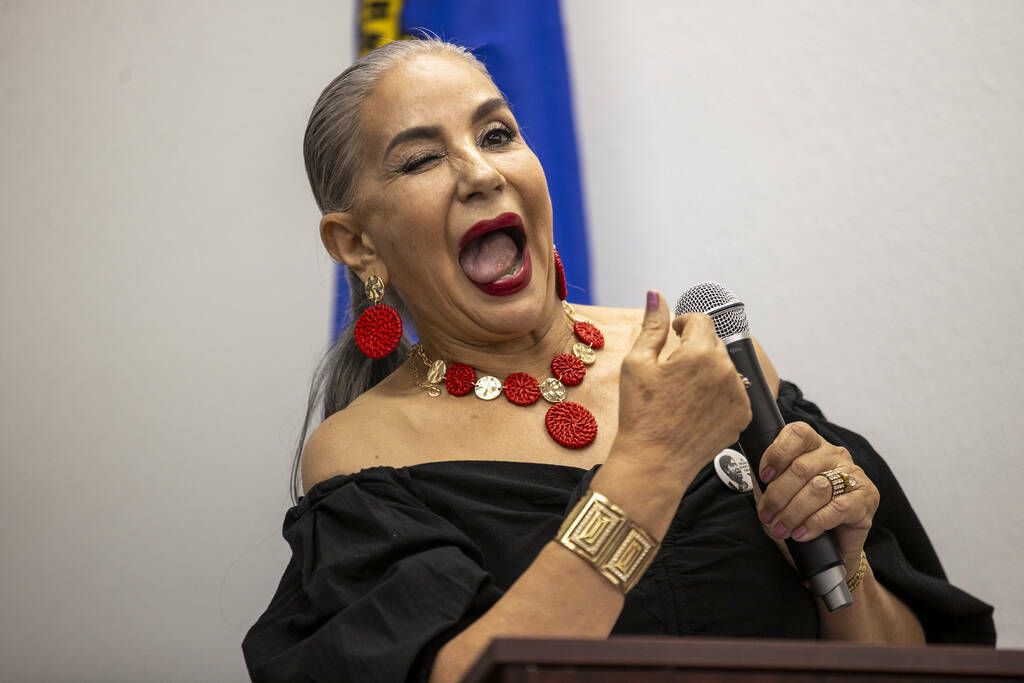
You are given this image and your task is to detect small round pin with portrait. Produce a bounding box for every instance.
[714,448,753,493]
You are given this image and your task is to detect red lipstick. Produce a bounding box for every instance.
[458,212,525,252]
[458,212,531,297]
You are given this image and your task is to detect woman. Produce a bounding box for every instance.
[243,39,994,682]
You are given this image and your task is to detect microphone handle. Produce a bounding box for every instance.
[726,336,853,612]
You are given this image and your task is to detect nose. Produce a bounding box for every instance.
[455,148,506,203]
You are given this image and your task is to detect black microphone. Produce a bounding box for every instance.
[675,281,852,611]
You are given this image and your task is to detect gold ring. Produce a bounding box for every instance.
[822,468,857,499]
[739,374,751,389]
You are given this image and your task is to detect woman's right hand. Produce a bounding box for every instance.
[613,291,752,481]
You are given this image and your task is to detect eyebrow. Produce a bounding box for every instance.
[471,97,509,123]
[382,97,510,161]
[382,125,442,160]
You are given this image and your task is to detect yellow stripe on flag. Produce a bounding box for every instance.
[359,0,405,55]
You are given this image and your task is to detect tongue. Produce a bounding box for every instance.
[459,230,519,284]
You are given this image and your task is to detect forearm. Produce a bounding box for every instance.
[429,453,695,683]
[428,541,622,682]
[817,560,925,644]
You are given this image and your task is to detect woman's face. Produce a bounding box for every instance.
[336,51,556,348]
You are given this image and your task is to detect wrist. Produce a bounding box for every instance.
[607,433,704,486]
[593,444,692,540]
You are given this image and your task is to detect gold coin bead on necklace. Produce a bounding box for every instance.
[408,301,602,448]
[408,345,444,397]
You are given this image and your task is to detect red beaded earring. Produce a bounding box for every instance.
[553,246,567,301]
[353,274,403,359]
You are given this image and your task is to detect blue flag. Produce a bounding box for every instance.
[337,0,591,337]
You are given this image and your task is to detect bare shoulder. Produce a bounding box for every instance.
[751,336,781,400]
[570,302,642,334]
[299,391,397,493]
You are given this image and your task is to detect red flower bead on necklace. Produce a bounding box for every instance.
[551,353,585,386]
[573,320,604,349]
[444,363,476,397]
[504,372,542,406]
[408,302,603,449]
[546,402,598,449]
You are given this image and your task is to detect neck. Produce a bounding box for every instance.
[412,299,576,379]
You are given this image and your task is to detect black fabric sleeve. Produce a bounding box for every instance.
[776,380,996,645]
[242,468,504,682]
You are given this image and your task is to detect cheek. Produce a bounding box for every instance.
[521,152,550,198]
[378,181,452,250]
[510,151,552,224]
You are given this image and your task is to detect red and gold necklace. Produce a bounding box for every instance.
[408,301,604,448]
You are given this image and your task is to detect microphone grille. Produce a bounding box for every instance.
[674,281,750,339]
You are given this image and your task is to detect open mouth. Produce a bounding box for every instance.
[458,212,532,295]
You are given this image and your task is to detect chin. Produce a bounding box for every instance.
[470,282,554,337]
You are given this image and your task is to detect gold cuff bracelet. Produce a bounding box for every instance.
[556,490,660,593]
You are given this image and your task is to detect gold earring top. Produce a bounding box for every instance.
[364,274,385,304]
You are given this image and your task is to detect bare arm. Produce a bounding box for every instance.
[817,560,925,643]
[755,422,925,645]
[429,455,693,682]
[430,294,752,682]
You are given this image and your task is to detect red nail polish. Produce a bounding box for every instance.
[792,525,808,540]
[646,290,657,311]
[771,523,787,539]
[761,467,776,483]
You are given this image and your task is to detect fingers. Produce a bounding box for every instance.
[664,313,720,364]
[617,291,754,468]
[759,422,824,484]
[671,312,719,348]
[757,423,834,525]
[628,290,671,364]
[757,450,835,525]
[761,465,866,540]
[755,422,879,543]
[779,484,875,543]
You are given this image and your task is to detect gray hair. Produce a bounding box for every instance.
[291,39,495,500]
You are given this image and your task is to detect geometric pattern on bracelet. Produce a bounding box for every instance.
[600,527,657,589]
[557,491,660,593]
[565,497,626,560]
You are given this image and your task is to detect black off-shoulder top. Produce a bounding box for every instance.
[242,381,995,682]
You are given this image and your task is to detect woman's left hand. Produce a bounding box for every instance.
[755,421,880,571]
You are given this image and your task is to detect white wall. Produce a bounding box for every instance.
[563,0,1024,646]
[0,2,1020,681]
[0,2,343,681]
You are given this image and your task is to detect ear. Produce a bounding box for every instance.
[320,212,388,281]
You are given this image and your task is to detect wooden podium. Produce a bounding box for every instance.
[461,637,1024,682]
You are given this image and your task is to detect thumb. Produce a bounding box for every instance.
[630,290,670,362]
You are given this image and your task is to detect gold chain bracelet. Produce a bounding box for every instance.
[847,550,868,593]
[556,490,660,593]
